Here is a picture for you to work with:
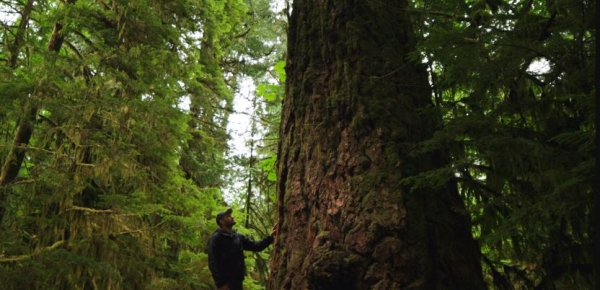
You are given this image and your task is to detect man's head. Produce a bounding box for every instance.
[216,208,236,228]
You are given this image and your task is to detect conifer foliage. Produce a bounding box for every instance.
[0,0,247,288]
[409,0,595,288]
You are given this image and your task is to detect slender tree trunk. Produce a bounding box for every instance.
[0,18,67,223]
[0,0,37,223]
[7,0,35,68]
[269,1,485,289]
[246,142,254,228]
[0,129,36,223]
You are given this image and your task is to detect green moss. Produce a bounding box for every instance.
[309,245,363,290]
[316,230,331,240]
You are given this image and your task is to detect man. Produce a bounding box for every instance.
[207,208,277,290]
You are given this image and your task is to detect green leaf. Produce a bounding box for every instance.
[274,60,286,82]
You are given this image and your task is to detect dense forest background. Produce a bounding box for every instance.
[0,0,594,289]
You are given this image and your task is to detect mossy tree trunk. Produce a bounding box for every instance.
[269,1,486,289]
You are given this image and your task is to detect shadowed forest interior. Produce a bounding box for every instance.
[0,0,595,289]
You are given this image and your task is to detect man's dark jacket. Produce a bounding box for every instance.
[207,228,273,288]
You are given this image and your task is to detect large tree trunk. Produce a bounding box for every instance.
[269,1,485,289]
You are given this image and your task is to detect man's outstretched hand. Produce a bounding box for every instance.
[270,223,278,237]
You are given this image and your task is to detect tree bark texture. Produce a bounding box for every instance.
[269,1,485,289]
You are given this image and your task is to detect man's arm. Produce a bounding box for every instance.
[240,234,274,252]
[207,236,226,288]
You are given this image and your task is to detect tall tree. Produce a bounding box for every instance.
[219,0,287,287]
[410,0,595,287]
[269,1,485,289]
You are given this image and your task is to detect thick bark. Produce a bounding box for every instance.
[269,1,485,289]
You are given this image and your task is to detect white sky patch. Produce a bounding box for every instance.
[178,96,191,111]
[222,77,256,203]
[227,77,255,156]
[526,58,551,75]
[0,7,18,25]
[270,0,288,13]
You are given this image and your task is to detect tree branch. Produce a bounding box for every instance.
[0,240,66,263]
[64,206,113,214]
[405,8,471,22]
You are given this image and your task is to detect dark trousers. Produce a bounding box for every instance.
[223,280,243,290]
